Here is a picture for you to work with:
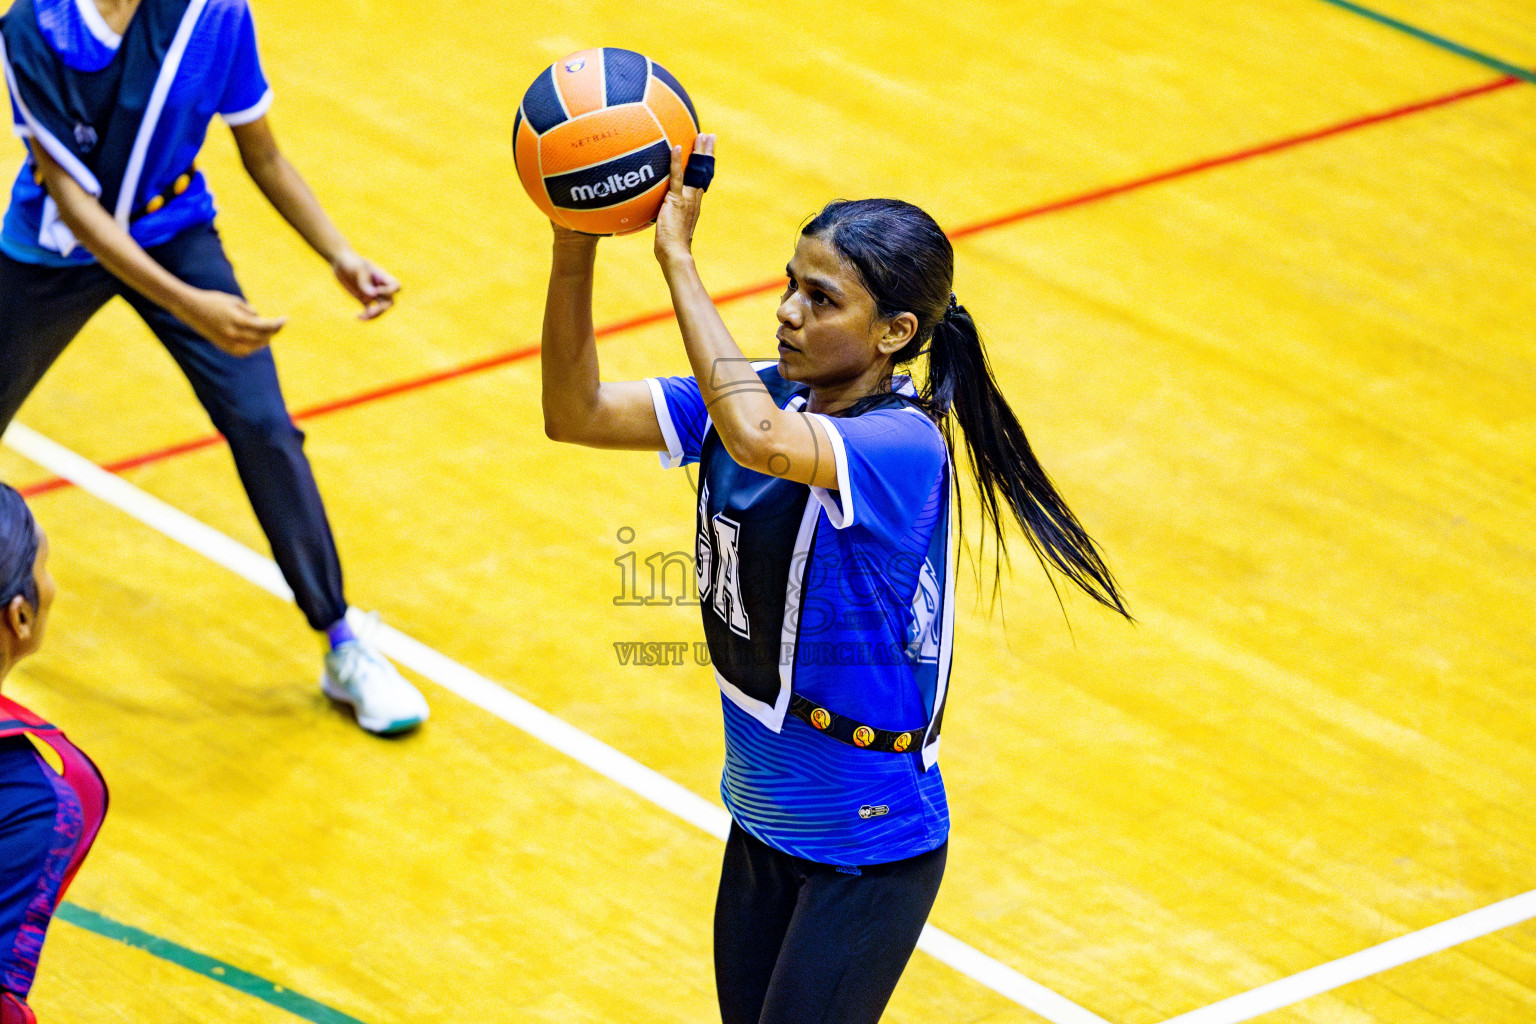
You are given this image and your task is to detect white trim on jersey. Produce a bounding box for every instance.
[114,0,210,227]
[774,487,822,727]
[713,392,817,733]
[221,86,274,126]
[714,486,820,733]
[921,459,958,770]
[806,412,854,528]
[715,665,792,732]
[0,33,103,195]
[802,379,921,531]
[2,32,99,254]
[646,377,687,468]
[74,0,123,49]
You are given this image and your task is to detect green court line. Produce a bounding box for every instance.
[54,903,368,1024]
[1317,0,1536,85]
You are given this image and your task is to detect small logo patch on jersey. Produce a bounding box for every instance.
[853,726,876,748]
[892,732,912,752]
[810,708,831,730]
[73,122,98,150]
[858,804,889,820]
[564,58,586,72]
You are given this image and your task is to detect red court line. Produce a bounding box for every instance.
[15,74,1520,500]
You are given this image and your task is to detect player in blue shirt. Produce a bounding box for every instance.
[541,137,1131,1023]
[0,0,427,734]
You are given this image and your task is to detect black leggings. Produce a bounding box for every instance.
[714,822,946,1024]
[0,224,346,630]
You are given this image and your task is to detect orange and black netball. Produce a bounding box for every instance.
[513,48,700,235]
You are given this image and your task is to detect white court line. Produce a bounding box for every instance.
[27,419,1531,1024]
[3,421,1112,1024]
[1158,888,1536,1024]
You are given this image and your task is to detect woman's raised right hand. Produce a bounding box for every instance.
[177,288,287,357]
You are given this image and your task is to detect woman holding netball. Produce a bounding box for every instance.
[0,485,107,1024]
[540,135,1130,1023]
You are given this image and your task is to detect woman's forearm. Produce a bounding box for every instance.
[45,167,196,319]
[231,117,350,263]
[541,236,604,439]
[243,151,351,263]
[660,254,780,458]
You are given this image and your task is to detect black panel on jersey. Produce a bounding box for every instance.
[695,367,922,706]
[696,367,810,704]
[603,48,650,105]
[650,61,700,129]
[521,66,567,134]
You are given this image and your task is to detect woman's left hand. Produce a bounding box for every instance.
[332,250,401,320]
[654,133,715,269]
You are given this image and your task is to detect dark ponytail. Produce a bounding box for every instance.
[0,483,40,613]
[803,199,1130,618]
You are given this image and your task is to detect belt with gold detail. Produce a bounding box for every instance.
[788,693,921,753]
[129,166,197,222]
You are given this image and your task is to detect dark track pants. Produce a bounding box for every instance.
[714,822,946,1024]
[0,223,346,630]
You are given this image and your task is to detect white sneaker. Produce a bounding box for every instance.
[322,636,429,735]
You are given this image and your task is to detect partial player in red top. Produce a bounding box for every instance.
[0,482,107,1024]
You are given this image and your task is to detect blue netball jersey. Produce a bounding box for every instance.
[648,364,957,866]
[1,0,272,266]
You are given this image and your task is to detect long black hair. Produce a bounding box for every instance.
[803,198,1130,618]
[0,483,40,614]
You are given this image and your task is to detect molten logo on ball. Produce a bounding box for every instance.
[513,47,700,235]
[570,164,657,203]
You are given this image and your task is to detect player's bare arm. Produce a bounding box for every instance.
[539,225,668,451]
[654,136,841,492]
[231,116,399,321]
[29,141,284,357]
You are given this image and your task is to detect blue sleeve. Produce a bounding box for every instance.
[217,3,272,124]
[809,407,947,540]
[646,375,710,468]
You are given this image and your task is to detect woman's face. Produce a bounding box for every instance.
[7,532,53,662]
[776,233,902,388]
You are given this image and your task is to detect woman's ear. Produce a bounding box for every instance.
[877,312,918,356]
[4,593,31,646]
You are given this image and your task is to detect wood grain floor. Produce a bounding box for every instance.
[1,1,1531,1021]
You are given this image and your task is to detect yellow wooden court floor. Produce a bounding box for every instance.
[1,0,1533,1021]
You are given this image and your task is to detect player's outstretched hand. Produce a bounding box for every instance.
[332,250,401,321]
[654,133,715,268]
[179,288,286,357]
